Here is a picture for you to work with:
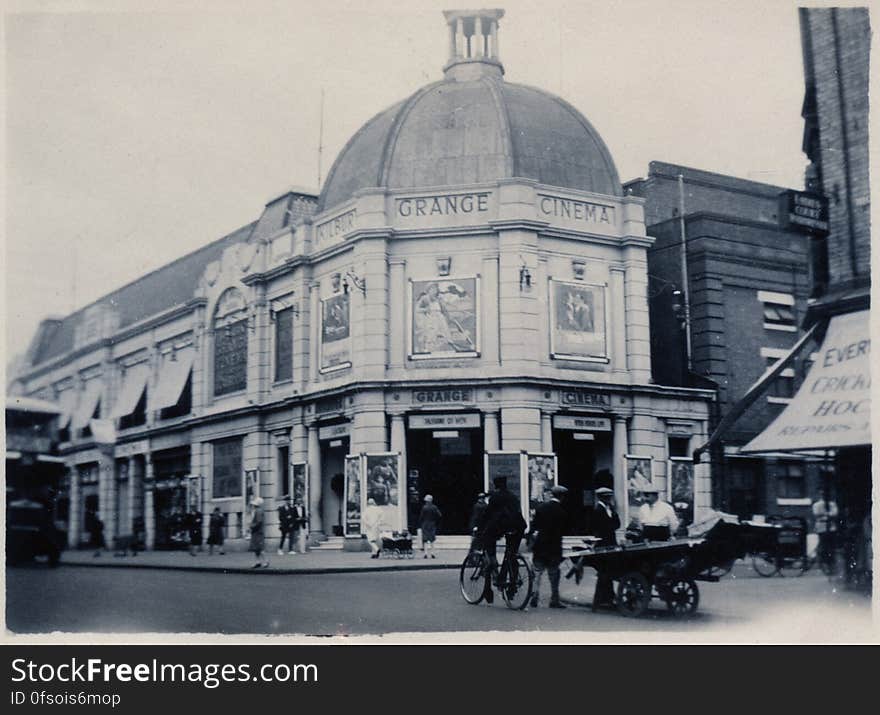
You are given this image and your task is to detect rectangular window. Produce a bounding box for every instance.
[765,357,795,399]
[212,437,243,499]
[668,437,690,458]
[277,445,290,498]
[274,307,294,383]
[214,319,248,396]
[776,461,805,499]
[758,291,797,332]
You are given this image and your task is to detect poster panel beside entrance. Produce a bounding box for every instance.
[186,474,202,513]
[525,452,558,524]
[623,455,654,529]
[549,279,608,362]
[343,455,361,536]
[364,452,403,533]
[320,293,351,373]
[408,276,480,359]
[668,457,694,530]
[290,462,308,509]
[244,469,259,510]
[484,451,525,519]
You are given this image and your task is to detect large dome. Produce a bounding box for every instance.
[318,12,621,212]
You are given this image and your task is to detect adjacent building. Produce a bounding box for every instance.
[627,163,822,521]
[11,9,715,550]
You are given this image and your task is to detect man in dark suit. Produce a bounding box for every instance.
[528,485,569,609]
[590,486,620,611]
[277,495,297,555]
[479,477,527,604]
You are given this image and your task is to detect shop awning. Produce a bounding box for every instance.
[109,363,150,419]
[149,347,194,412]
[89,418,117,446]
[741,310,870,453]
[693,322,819,461]
[70,379,103,431]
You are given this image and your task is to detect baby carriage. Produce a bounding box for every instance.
[381,530,415,558]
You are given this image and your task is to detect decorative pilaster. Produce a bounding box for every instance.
[541,413,553,453]
[307,423,323,538]
[484,410,500,452]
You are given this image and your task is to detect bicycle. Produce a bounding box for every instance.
[459,535,534,610]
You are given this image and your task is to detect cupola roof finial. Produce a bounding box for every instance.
[442,8,505,81]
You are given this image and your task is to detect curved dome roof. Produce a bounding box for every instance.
[317,75,622,213]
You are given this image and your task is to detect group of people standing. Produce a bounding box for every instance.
[248,494,308,569]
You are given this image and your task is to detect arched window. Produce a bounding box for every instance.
[212,288,248,397]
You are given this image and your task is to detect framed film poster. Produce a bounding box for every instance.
[408,276,480,359]
[549,279,608,362]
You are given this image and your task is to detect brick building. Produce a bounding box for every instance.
[627,163,822,520]
[10,10,714,552]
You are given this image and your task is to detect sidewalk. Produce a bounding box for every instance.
[60,548,471,575]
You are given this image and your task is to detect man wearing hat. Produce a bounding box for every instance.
[590,486,621,610]
[480,476,528,603]
[636,484,679,541]
[277,494,297,555]
[468,492,489,552]
[528,484,569,609]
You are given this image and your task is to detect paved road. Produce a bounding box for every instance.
[5,563,874,641]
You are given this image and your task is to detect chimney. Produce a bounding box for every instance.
[443,9,505,81]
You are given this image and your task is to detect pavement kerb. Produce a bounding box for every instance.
[58,561,462,576]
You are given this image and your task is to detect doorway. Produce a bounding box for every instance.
[405,427,483,535]
[320,438,348,536]
[554,430,596,535]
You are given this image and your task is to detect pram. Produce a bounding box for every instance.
[381,531,415,558]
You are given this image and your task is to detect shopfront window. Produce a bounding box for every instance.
[212,437,243,499]
[213,288,248,397]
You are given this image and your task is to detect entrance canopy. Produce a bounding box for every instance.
[741,310,870,453]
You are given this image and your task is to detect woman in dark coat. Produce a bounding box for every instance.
[249,497,268,568]
[418,495,442,559]
[207,507,225,555]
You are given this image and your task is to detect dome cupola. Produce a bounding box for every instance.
[317,9,621,213]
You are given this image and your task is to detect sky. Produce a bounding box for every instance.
[4,0,814,361]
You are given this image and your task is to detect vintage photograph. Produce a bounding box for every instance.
[3,1,873,643]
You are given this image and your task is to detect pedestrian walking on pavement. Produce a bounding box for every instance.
[528,485,568,609]
[207,507,225,555]
[87,510,106,557]
[363,498,383,558]
[590,486,620,611]
[188,509,203,556]
[294,499,309,553]
[419,495,442,558]
[250,496,269,568]
[278,495,297,555]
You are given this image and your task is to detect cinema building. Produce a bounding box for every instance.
[12,9,714,549]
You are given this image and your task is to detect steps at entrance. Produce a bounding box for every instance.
[309,537,344,550]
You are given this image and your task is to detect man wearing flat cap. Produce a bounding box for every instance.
[590,486,620,610]
[528,484,569,608]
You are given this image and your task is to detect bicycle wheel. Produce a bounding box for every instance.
[752,552,778,577]
[704,559,735,579]
[501,555,534,610]
[460,551,488,605]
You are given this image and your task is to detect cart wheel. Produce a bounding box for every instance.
[617,572,651,617]
[779,557,807,578]
[502,555,534,611]
[665,579,700,617]
[752,552,778,577]
[459,551,488,605]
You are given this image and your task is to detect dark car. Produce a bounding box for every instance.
[6,498,64,566]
